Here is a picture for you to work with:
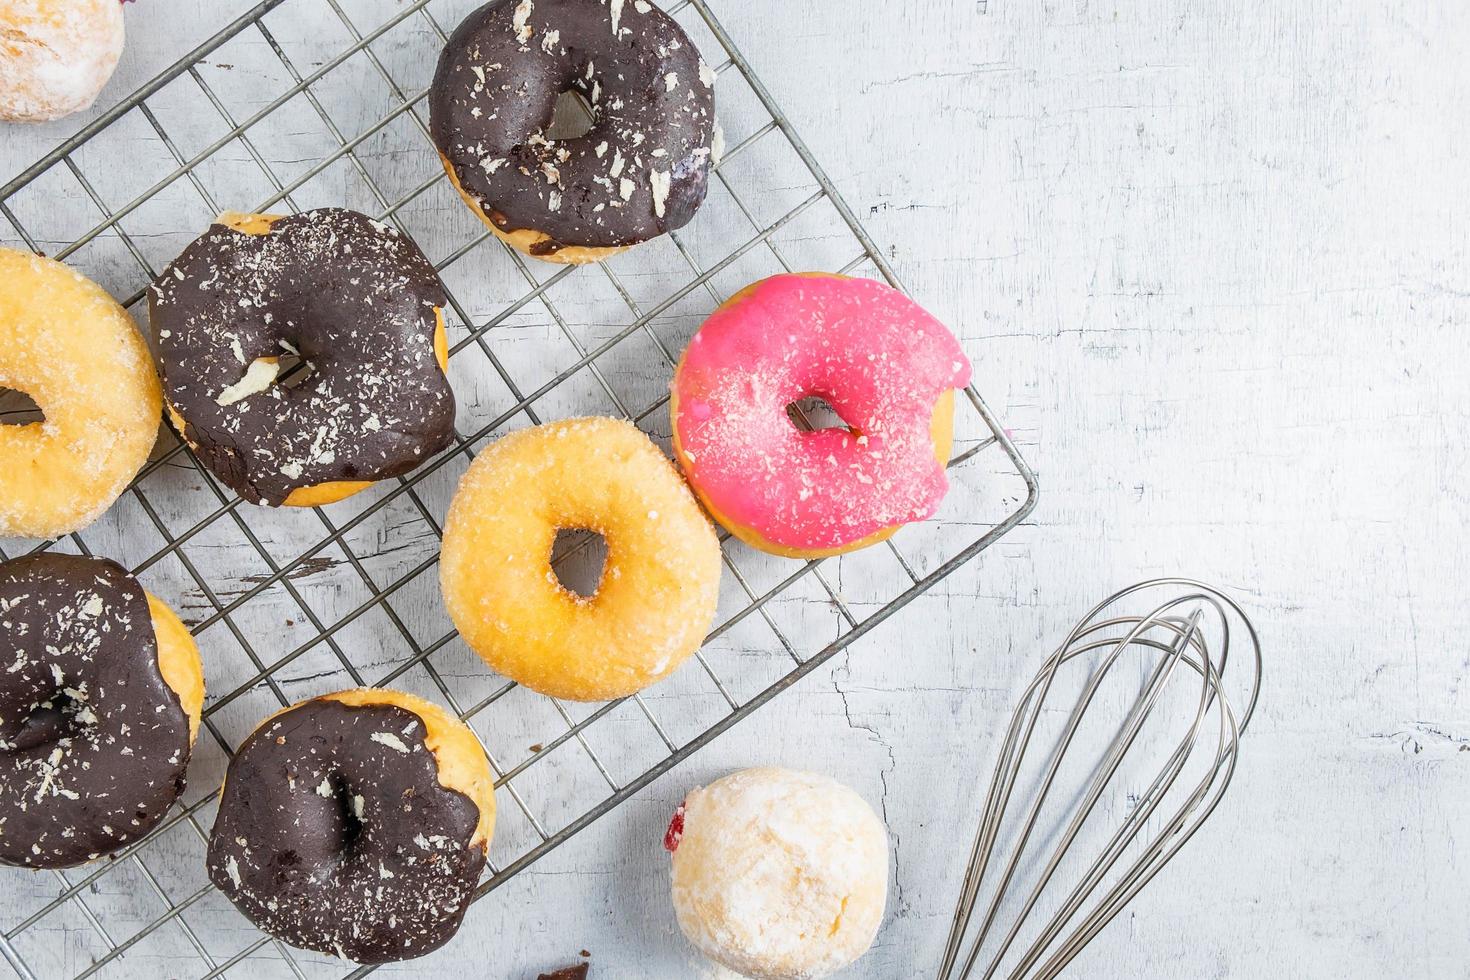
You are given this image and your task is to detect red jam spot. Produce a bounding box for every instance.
[664,803,686,852]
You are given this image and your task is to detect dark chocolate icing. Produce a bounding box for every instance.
[539,965,590,979]
[0,553,190,869]
[207,698,487,964]
[149,209,455,506]
[430,0,717,251]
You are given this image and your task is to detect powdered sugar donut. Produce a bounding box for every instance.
[667,767,889,980]
[671,274,972,559]
[0,0,126,123]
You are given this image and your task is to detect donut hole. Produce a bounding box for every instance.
[273,347,317,390]
[551,527,608,599]
[547,89,597,141]
[320,772,367,854]
[11,689,88,752]
[0,387,44,425]
[787,396,856,435]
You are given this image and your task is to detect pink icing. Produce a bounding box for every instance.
[672,275,972,552]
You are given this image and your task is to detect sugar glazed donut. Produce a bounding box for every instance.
[0,248,162,539]
[0,0,126,123]
[440,418,721,702]
[150,210,456,508]
[207,689,495,963]
[671,274,973,559]
[667,767,889,980]
[430,0,718,264]
[0,553,203,869]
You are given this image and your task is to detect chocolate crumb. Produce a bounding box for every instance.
[538,965,589,980]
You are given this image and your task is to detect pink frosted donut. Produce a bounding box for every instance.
[670,273,972,558]
[0,0,126,124]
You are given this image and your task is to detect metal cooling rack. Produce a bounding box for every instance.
[0,0,1038,977]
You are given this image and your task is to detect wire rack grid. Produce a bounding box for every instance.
[0,0,1037,977]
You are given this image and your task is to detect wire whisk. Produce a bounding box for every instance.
[938,578,1262,979]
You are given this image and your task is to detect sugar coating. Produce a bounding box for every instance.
[672,275,972,553]
[0,0,125,122]
[0,248,162,539]
[669,767,889,980]
[439,417,721,702]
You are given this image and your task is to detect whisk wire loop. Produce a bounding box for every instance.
[938,579,1262,980]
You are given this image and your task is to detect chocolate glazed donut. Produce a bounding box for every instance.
[207,693,493,963]
[150,209,455,507]
[430,0,718,263]
[0,554,195,868]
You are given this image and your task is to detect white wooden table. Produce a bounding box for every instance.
[3,1,1467,977]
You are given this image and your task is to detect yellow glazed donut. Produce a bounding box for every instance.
[0,0,126,123]
[439,417,722,702]
[0,248,162,539]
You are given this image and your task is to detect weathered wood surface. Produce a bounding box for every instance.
[1,0,1466,977]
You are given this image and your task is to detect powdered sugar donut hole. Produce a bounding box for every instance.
[667,767,889,980]
[0,0,126,123]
